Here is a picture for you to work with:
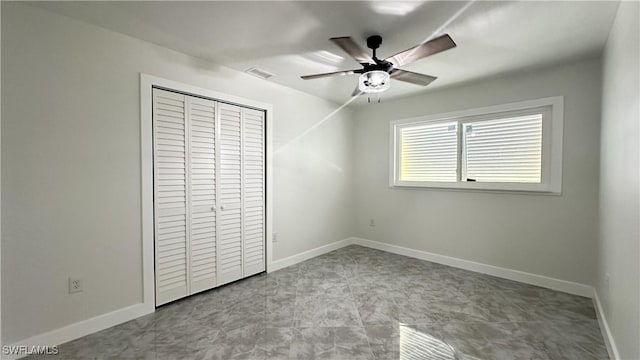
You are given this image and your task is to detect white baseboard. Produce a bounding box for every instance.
[268,237,354,272]
[351,237,593,298]
[593,289,620,360]
[5,303,153,360]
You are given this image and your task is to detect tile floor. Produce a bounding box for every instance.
[29,245,608,359]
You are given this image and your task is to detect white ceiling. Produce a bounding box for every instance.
[31,1,619,105]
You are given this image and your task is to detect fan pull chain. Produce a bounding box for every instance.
[366,95,382,104]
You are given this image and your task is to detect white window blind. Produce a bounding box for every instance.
[463,114,542,183]
[399,122,458,182]
[390,97,563,193]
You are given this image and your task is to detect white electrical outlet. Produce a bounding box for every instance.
[69,277,83,294]
[272,233,278,243]
[369,219,375,227]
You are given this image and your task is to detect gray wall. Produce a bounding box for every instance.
[597,1,640,358]
[352,58,602,286]
[1,3,354,344]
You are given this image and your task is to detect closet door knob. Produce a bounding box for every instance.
[220,205,226,210]
[211,206,215,211]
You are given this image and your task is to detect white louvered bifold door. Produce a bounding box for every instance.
[216,103,244,285]
[187,97,218,294]
[242,108,266,276]
[154,89,266,304]
[153,89,189,305]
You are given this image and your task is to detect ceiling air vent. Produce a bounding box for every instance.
[246,67,274,80]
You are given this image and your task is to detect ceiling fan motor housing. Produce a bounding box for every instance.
[363,61,393,74]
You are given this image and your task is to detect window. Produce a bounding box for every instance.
[390,97,563,193]
[400,121,458,182]
[463,114,543,183]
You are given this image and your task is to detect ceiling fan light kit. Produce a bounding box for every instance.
[301,33,457,102]
[359,70,390,93]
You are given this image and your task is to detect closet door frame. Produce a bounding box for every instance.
[141,74,273,311]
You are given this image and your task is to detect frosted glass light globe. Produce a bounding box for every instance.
[359,70,390,93]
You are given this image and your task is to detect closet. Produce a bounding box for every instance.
[152,88,266,306]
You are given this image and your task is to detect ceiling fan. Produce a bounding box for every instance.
[301,34,456,97]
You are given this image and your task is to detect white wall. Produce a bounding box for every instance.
[353,58,602,286]
[1,3,354,344]
[597,2,640,358]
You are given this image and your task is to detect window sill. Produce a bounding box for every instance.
[390,181,561,195]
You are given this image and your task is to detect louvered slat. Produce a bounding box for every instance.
[243,108,265,276]
[217,103,244,285]
[463,114,542,183]
[187,96,217,294]
[400,122,458,182]
[153,89,188,305]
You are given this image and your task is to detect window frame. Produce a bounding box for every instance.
[389,96,563,194]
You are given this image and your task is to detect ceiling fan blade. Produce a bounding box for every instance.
[391,69,437,86]
[351,86,363,97]
[330,37,375,65]
[301,69,360,80]
[386,34,456,67]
